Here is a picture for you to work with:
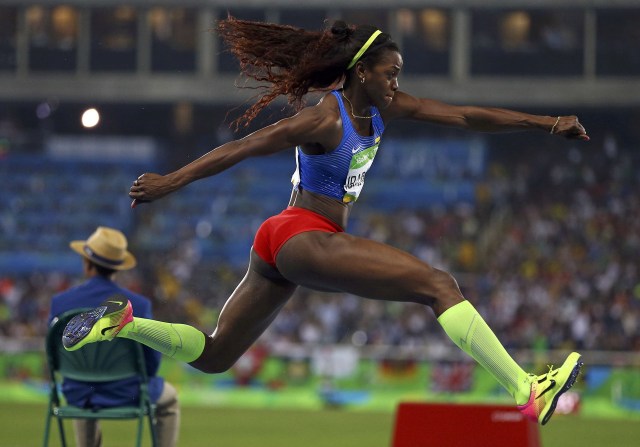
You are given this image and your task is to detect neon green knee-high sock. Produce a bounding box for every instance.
[118,318,206,363]
[437,300,531,405]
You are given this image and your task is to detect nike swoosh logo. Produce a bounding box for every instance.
[352,148,360,153]
[101,324,119,336]
[536,379,556,400]
[106,300,124,306]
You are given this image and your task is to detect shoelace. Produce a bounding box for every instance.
[534,364,556,383]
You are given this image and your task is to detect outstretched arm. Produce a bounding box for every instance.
[386,91,589,140]
[129,106,330,207]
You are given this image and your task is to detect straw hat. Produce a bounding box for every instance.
[70,226,136,270]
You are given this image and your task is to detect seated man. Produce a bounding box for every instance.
[48,226,179,447]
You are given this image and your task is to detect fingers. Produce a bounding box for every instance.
[572,120,590,140]
[129,178,142,195]
[132,173,144,188]
[571,120,589,140]
[131,197,151,208]
[557,116,589,141]
[129,174,147,208]
[130,174,142,191]
[129,173,164,208]
[567,132,590,141]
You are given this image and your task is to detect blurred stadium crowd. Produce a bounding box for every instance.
[1,113,639,356]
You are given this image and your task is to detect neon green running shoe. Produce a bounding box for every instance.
[62,296,133,351]
[517,352,583,425]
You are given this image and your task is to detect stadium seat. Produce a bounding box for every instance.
[42,310,157,447]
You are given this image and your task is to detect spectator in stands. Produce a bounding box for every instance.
[64,17,589,426]
[48,226,179,447]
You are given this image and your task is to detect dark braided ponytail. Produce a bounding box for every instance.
[216,16,398,127]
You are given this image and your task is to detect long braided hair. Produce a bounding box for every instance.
[216,16,398,127]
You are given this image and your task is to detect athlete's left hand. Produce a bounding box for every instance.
[552,116,589,141]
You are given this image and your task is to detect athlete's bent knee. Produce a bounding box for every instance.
[189,355,236,374]
[190,362,231,375]
[187,337,239,374]
[431,268,460,292]
[423,267,464,312]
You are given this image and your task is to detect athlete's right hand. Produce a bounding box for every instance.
[129,172,175,208]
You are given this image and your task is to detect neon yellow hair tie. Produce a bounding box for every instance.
[347,30,382,69]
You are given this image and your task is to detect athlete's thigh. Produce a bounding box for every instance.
[276,231,438,303]
[207,251,298,367]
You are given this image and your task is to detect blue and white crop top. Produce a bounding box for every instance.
[291,90,385,203]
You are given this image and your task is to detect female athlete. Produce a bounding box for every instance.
[64,17,588,425]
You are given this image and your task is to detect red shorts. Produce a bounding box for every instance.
[253,206,344,267]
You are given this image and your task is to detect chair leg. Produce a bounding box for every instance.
[43,408,68,447]
[134,415,144,447]
[56,416,68,447]
[42,413,51,447]
[148,414,158,447]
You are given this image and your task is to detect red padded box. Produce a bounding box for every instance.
[391,402,541,447]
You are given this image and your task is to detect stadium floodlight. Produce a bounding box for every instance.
[81,108,100,128]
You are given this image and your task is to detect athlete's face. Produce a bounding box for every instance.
[365,50,403,109]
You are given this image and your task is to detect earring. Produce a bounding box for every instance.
[360,77,365,84]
